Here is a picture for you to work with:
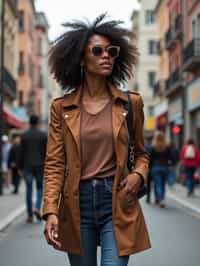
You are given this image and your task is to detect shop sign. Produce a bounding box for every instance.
[145,116,156,131]
[168,97,182,122]
[187,77,200,111]
[154,100,168,117]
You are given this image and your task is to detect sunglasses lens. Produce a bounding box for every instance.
[108,47,119,58]
[92,46,103,56]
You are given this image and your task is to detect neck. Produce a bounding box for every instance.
[82,73,109,100]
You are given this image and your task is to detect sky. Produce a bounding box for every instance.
[35,0,140,40]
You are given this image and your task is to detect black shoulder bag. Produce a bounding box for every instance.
[125,91,147,199]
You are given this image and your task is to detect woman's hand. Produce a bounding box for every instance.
[120,173,142,196]
[44,214,61,249]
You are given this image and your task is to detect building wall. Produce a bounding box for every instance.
[3,0,17,78]
[16,0,35,112]
[134,0,159,134]
[156,0,169,82]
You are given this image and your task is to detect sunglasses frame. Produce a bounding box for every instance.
[90,45,120,58]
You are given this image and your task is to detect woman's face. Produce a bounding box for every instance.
[83,35,119,77]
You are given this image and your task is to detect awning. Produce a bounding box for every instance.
[3,108,25,129]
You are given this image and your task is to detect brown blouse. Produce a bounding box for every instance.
[80,101,116,180]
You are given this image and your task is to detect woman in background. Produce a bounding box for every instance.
[150,131,171,208]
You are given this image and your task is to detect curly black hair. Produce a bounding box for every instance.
[49,13,138,90]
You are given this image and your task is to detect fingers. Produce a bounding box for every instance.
[44,224,61,249]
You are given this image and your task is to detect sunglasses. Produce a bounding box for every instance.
[90,45,120,58]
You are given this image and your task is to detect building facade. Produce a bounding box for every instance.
[183,0,200,146]
[0,0,24,129]
[16,0,36,116]
[130,0,159,136]
[154,0,169,135]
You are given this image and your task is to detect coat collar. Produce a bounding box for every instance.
[61,84,128,108]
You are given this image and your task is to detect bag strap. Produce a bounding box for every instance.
[124,91,135,147]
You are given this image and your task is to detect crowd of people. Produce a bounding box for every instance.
[146,131,200,208]
[1,115,47,223]
[1,123,200,221]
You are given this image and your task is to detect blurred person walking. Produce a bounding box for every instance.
[1,135,11,190]
[149,131,172,208]
[19,115,47,223]
[42,14,151,266]
[180,139,200,196]
[167,141,179,187]
[8,134,21,194]
[145,139,153,203]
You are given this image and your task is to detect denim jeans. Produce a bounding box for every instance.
[151,165,168,202]
[68,176,129,266]
[184,167,196,193]
[24,166,43,218]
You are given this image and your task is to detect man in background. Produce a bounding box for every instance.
[19,115,47,223]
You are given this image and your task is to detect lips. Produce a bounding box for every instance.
[100,62,112,68]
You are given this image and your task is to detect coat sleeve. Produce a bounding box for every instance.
[42,100,66,220]
[131,95,150,185]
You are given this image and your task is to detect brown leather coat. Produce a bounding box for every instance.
[42,85,151,256]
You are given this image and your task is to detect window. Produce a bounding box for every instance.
[145,10,155,24]
[148,106,154,116]
[192,19,196,39]
[18,51,25,75]
[18,10,25,32]
[19,90,24,106]
[148,72,156,88]
[197,14,200,38]
[148,40,157,55]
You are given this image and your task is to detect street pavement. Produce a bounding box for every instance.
[0,183,200,266]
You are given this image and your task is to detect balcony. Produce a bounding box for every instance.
[165,68,183,95]
[182,38,200,72]
[165,14,183,50]
[0,67,17,99]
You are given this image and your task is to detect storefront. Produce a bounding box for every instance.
[168,96,184,150]
[154,100,168,133]
[187,77,200,147]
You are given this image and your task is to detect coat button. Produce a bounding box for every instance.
[64,114,69,118]
[122,112,127,116]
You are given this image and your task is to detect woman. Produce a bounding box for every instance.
[150,131,171,208]
[43,14,151,266]
[180,139,200,196]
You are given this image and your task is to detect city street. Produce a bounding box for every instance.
[0,197,200,266]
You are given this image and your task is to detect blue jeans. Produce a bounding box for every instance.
[151,165,168,202]
[184,167,196,193]
[24,166,43,218]
[68,176,129,266]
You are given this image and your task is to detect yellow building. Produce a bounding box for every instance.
[154,0,169,133]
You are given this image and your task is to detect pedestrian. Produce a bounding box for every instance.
[8,134,21,194]
[18,115,47,223]
[1,135,11,191]
[149,131,171,208]
[145,139,153,203]
[167,141,179,187]
[43,14,151,266]
[180,139,200,196]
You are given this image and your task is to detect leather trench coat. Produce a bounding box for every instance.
[42,85,151,256]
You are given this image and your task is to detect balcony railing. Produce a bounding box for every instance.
[165,68,182,95]
[165,14,183,49]
[183,38,200,72]
[0,67,17,99]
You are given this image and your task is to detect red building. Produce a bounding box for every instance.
[165,0,184,148]
[182,0,200,146]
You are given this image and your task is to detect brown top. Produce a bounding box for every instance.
[80,101,116,180]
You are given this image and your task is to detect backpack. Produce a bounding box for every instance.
[184,145,195,159]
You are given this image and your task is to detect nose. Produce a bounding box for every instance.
[102,50,110,58]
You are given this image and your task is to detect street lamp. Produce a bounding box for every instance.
[0,0,5,195]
